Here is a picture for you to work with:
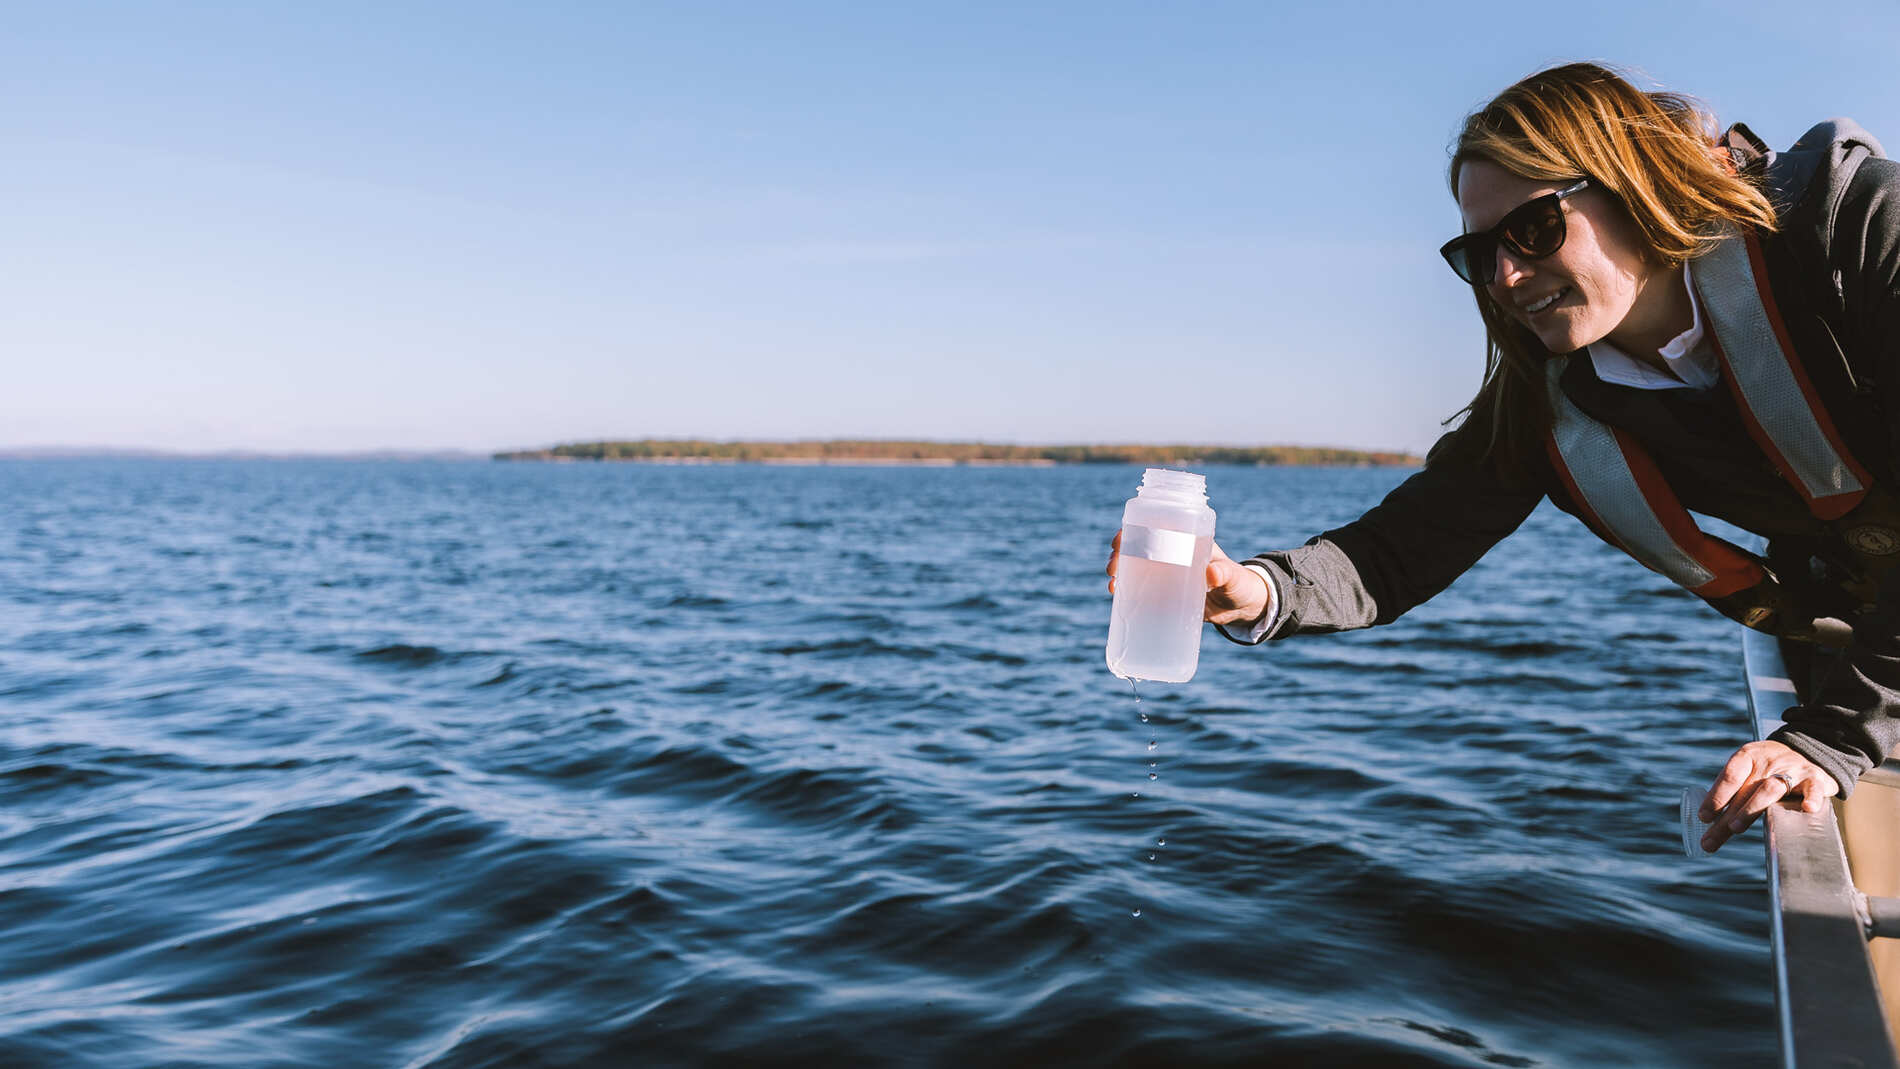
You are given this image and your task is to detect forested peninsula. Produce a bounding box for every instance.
[492,440,1420,466]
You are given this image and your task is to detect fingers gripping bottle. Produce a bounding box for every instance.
[1107,469,1216,682]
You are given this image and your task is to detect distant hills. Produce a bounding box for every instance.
[492,440,1420,467]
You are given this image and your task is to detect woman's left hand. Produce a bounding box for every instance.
[1697,740,1840,853]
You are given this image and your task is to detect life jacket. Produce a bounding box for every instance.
[1542,221,1900,644]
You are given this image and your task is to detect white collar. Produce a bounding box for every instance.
[1585,264,1719,391]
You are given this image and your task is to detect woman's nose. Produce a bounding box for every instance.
[1491,245,1533,290]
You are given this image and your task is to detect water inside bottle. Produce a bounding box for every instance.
[1106,550,1209,683]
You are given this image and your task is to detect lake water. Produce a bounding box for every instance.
[0,459,1777,1067]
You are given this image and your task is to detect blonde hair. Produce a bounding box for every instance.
[1441,62,1780,484]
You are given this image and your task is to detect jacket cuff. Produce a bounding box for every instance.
[1213,563,1281,647]
[1768,723,1864,799]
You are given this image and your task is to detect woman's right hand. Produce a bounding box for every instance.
[1107,532,1274,627]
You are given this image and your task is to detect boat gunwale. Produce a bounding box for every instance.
[1741,625,1899,1068]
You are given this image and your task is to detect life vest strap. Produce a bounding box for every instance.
[1544,376,1763,597]
[1694,226,1870,518]
[1540,225,1875,611]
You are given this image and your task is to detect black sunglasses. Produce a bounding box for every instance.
[1440,179,1591,286]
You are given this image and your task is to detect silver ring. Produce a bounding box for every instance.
[1768,770,1797,788]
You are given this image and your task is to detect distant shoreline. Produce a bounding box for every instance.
[0,442,1424,467]
[494,440,1422,467]
[515,455,1059,467]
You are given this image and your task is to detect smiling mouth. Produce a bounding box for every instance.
[1523,287,1571,315]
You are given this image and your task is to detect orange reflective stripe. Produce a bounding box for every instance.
[1610,428,1763,597]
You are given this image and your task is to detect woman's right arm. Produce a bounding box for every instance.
[1221,436,1546,643]
[1103,435,1544,642]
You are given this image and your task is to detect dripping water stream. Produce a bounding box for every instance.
[1129,677,1166,919]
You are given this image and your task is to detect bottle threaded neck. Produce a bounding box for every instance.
[1137,467,1207,505]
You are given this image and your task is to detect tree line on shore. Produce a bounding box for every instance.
[492,440,1419,466]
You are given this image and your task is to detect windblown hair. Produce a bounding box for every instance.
[1440,62,1781,485]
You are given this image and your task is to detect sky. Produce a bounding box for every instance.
[6,1,1899,455]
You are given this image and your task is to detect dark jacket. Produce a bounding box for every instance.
[1236,129,1900,797]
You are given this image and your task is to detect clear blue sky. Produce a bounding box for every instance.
[7,1,1898,454]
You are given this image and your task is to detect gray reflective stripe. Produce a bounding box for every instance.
[1546,360,1717,589]
[1694,227,1864,502]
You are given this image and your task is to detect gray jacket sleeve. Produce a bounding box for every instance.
[1235,439,1543,641]
[1772,638,1900,798]
[1769,155,1900,795]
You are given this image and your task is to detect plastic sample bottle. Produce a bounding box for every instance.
[1106,468,1216,682]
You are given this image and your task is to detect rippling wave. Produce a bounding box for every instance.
[0,460,1774,1067]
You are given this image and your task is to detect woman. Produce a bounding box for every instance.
[1108,62,1900,854]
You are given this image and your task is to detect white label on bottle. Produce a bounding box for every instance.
[1120,523,1196,566]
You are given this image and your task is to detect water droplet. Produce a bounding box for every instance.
[1148,772,1157,780]
[1148,760,1157,769]
[1139,713,1149,723]
[1148,853,1157,861]
[1132,909,1142,917]
[1157,838,1166,846]
[1147,740,1157,751]
[1131,791,1140,798]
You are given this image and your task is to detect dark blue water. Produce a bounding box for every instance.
[0,459,1774,1067]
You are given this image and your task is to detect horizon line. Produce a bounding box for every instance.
[1,436,1427,459]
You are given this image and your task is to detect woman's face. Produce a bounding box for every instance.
[1455,159,1659,354]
